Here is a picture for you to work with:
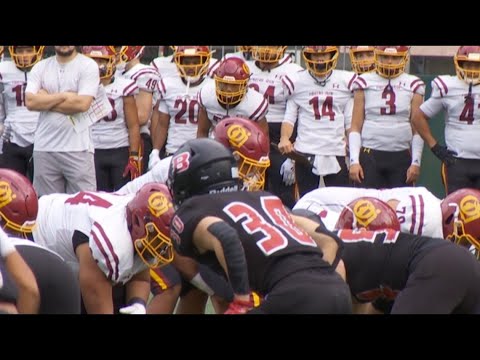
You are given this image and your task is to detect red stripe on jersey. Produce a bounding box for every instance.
[123,82,139,97]
[279,54,292,66]
[282,75,295,95]
[131,69,158,81]
[412,83,424,94]
[91,231,113,280]
[410,79,422,89]
[436,77,449,96]
[418,195,425,236]
[198,88,204,107]
[93,221,120,281]
[250,96,268,121]
[348,74,357,91]
[432,79,444,97]
[409,195,417,234]
[158,77,166,95]
[207,59,220,77]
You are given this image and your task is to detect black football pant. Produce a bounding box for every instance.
[359,147,411,189]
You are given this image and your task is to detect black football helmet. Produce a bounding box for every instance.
[167,138,241,206]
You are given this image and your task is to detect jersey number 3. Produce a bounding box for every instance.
[224,196,317,255]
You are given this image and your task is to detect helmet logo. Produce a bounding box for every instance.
[0,181,15,209]
[148,192,172,218]
[172,152,190,173]
[353,200,380,228]
[227,125,250,148]
[459,195,480,224]
[242,63,250,74]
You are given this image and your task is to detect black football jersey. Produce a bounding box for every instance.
[171,191,327,294]
[337,228,447,302]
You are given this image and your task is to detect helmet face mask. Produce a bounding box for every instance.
[127,183,175,268]
[454,46,480,85]
[441,188,480,258]
[9,46,45,69]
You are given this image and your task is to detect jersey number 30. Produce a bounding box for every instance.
[224,196,317,255]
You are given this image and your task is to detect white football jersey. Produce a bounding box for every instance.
[247,62,303,124]
[91,77,138,149]
[0,61,40,146]
[420,75,480,159]
[118,63,160,136]
[352,72,425,151]
[284,69,356,156]
[294,186,442,237]
[376,187,443,238]
[157,76,211,154]
[33,191,147,284]
[198,81,268,127]
[294,187,381,230]
[116,156,172,195]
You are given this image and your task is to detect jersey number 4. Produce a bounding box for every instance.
[65,192,113,208]
[224,196,317,255]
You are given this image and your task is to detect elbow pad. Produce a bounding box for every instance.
[207,222,249,295]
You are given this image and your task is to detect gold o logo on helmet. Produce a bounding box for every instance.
[459,195,480,224]
[0,181,15,209]
[242,62,250,74]
[148,192,172,218]
[227,125,250,149]
[353,200,380,228]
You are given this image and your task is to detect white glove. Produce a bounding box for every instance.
[279,158,295,186]
[148,149,161,170]
[0,228,15,258]
[119,302,146,315]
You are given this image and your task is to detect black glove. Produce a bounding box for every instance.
[431,143,457,166]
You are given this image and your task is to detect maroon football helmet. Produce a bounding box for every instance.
[82,46,116,79]
[126,183,175,268]
[0,169,38,238]
[213,117,270,191]
[374,46,409,79]
[441,188,480,258]
[214,57,250,106]
[110,46,145,63]
[454,46,480,85]
[335,197,400,231]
